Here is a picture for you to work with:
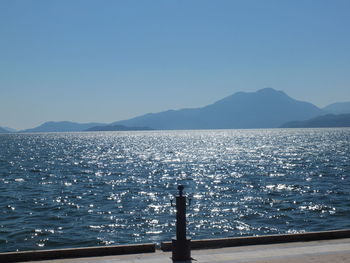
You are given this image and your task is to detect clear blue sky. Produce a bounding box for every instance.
[1,0,350,130]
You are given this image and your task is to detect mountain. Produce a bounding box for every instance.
[0,127,10,133]
[281,113,350,128]
[323,102,350,114]
[85,124,153,131]
[20,121,106,133]
[0,126,16,132]
[112,88,324,129]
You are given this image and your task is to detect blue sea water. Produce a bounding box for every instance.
[0,128,349,252]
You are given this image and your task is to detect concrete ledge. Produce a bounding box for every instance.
[161,229,350,251]
[2,230,349,262]
[0,243,156,263]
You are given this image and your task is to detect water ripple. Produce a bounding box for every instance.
[0,128,349,252]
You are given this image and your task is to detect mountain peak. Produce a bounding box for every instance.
[257,87,278,92]
[257,87,285,95]
[212,88,290,106]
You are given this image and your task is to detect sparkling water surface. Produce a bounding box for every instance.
[0,128,349,252]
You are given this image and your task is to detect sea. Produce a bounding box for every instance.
[0,128,349,252]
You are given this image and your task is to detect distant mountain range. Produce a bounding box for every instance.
[20,121,106,133]
[2,88,350,133]
[281,113,350,128]
[16,121,152,133]
[323,102,350,114]
[86,124,153,131]
[112,88,324,129]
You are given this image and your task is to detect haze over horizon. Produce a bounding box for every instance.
[1,1,350,130]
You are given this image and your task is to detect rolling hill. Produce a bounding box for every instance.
[323,102,350,114]
[281,113,350,128]
[20,121,106,133]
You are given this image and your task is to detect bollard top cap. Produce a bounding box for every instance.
[178,185,184,196]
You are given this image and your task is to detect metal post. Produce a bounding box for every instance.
[172,185,191,261]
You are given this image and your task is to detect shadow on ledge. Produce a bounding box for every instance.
[172,259,195,263]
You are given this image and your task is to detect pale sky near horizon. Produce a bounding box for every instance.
[1,0,350,130]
